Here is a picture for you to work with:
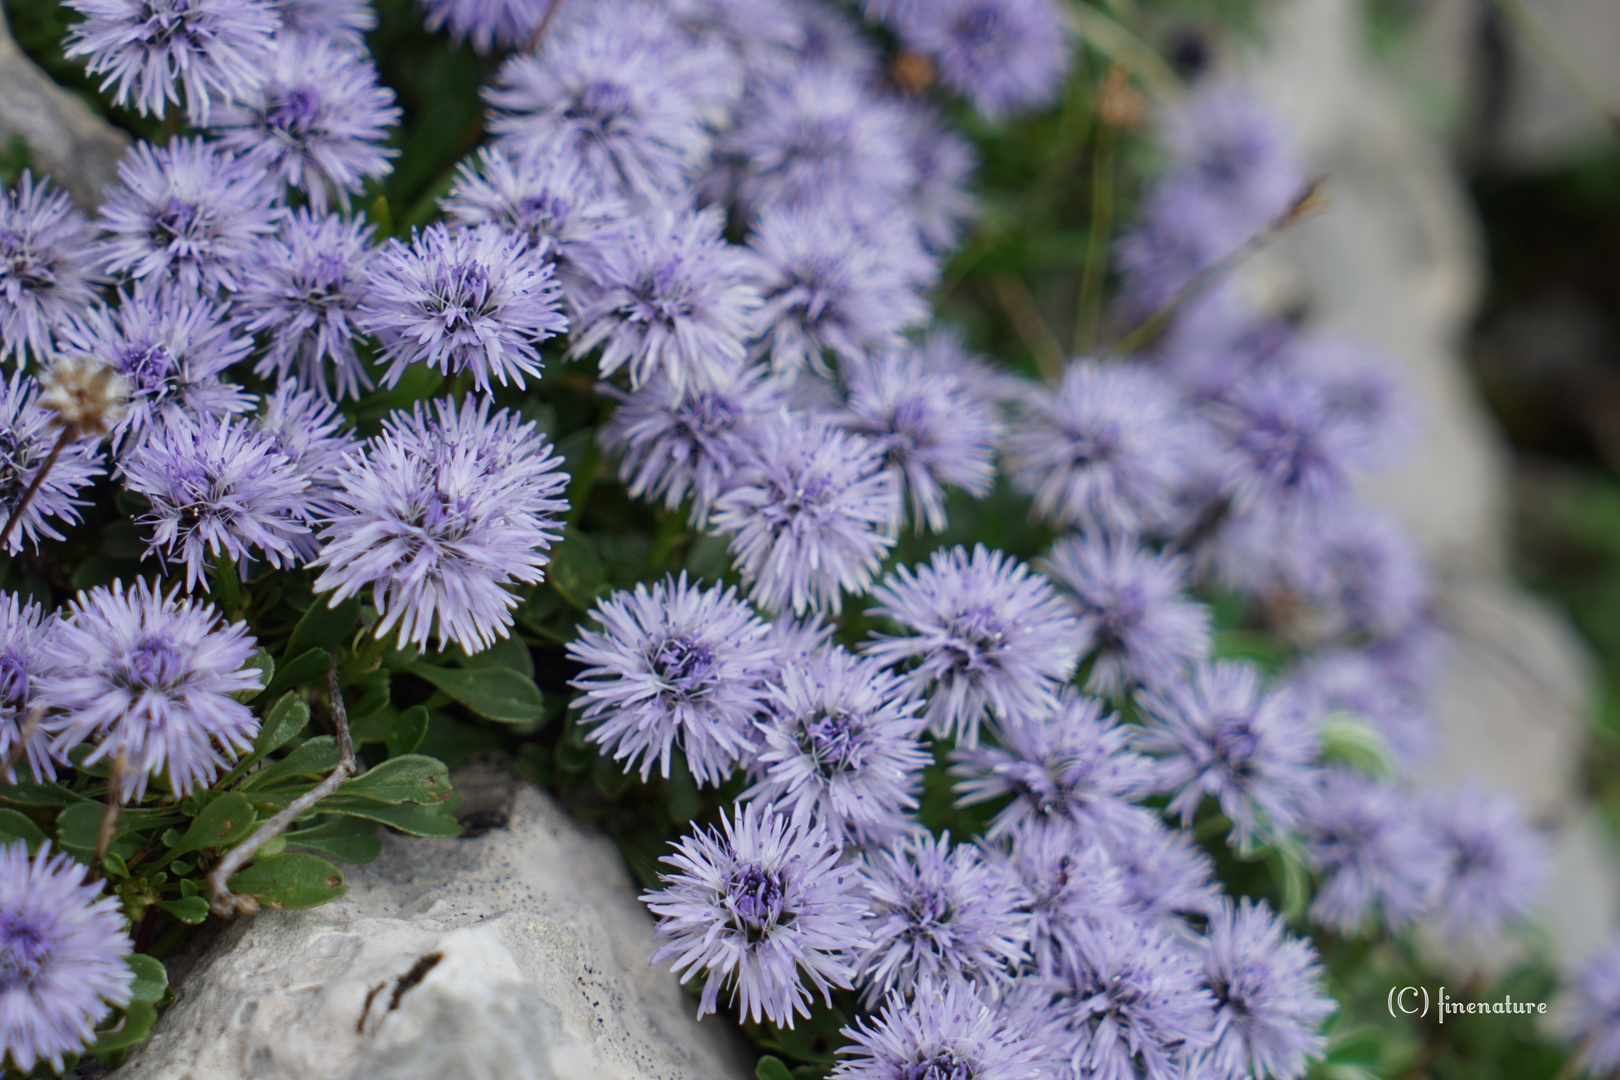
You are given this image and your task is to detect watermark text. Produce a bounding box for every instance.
[1387,985,1547,1023]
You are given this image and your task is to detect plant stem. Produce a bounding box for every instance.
[1487,0,1620,146]
[94,755,126,868]
[1074,122,1116,357]
[0,427,71,554]
[994,275,1065,381]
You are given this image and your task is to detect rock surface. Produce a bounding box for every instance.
[0,8,127,207]
[111,758,753,1080]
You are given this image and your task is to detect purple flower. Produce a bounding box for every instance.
[1196,898,1333,1080]
[898,105,978,252]
[570,205,759,396]
[1422,784,1547,943]
[486,9,711,201]
[1099,813,1220,925]
[443,145,627,304]
[643,802,867,1027]
[998,819,1128,976]
[567,574,775,787]
[1214,371,1371,516]
[1114,185,1233,316]
[668,0,804,81]
[744,645,929,846]
[271,0,375,47]
[0,595,56,784]
[1136,661,1318,849]
[0,372,105,555]
[0,172,100,363]
[1285,648,1435,771]
[747,204,929,378]
[0,842,132,1074]
[121,412,311,590]
[37,579,262,801]
[55,287,255,452]
[599,363,784,524]
[420,0,553,52]
[895,0,1071,119]
[1291,332,1413,463]
[790,0,881,79]
[1006,359,1202,535]
[835,347,1002,533]
[1568,936,1620,1076]
[835,977,1051,1080]
[711,411,898,616]
[256,381,358,531]
[1042,535,1210,696]
[310,397,569,654]
[1301,769,1442,934]
[366,223,566,392]
[237,209,379,401]
[953,688,1155,843]
[63,0,276,123]
[1281,507,1431,642]
[723,64,915,218]
[1043,915,1215,1080]
[96,138,277,294]
[864,545,1080,746]
[212,36,400,212]
[857,832,1029,1003]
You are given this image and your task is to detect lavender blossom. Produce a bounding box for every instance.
[1215,371,1371,517]
[1422,784,1547,943]
[1100,813,1220,924]
[1301,769,1442,934]
[366,223,566,392]
[310,397,569,654]
[857,831,1029,1003]
[271,0,375,47]
[835,978,1051,1080]
[96,138,277,294]
[598,363,783,524]
[0,595,55,784]
[898,105,978,252]
[1006,359,1201,535]
[569,205,759,395]
[55,287,255,451]
[745,645,929,846]
[1043,916,1215,1080]
[486,8,711,201]
[421,0,552,52]
[37,579,262,801]
[1113,184,1234,316]
[747,204,929,377]
[895,0,1070,119]
[1282,508,1431,642]
[643,802,867,1027]
[0,842,132,1074]
[864,545,1080,746]
[999,819,1129,975]
[212,36,400,212]
[953,689,1156,843]
[63,0,276,123]
[1285,648,1434,771]
[1196,898,1333,1080]
[1136,661,1318,849]
[121,412,311,590]
[835,347,1001,533]
[1568,937,1620,1076]
[0,173,100,363]
[1043,534,1210,696]
[0,373,105,555]
[238,209,379,400]
[567,574,775,786]
[710,411,897,616]
[256,381,358,529]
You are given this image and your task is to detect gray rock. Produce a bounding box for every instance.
[0,8,127,206]
[111,758,753,1080]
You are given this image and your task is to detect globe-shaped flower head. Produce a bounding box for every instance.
[0,173,100,363]
[835,978,1050,1080]
[1422,784,1547,944]
[0,373,106,556]
[1568,935,1620,1077]
[310,397,569,654]
[0,842,133,1073]
[0,594,56,784]
[36,579,263,802]
[895,0,1072,120]
[643,802,867,1027]
[568,574,776,787]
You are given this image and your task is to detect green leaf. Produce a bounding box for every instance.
[0,808,46,850]
[1319,713,1396,777]
[90,1001,157,1054]
[232,648,275,703]
[387,706,430,756]
[318,798,463,837]
[0,781,92,807]
[403,660,543,723]
[757,1056,795,1080]
[284,817,383,864]
[125,954,168,1004]
[548,528,606,609]
[258,647,332,700]
[288,595,363,656]
[156,896,211,925]
[337,754,450,805]
[55,803,142,860]
[241,736,340,792]
[453,634,534,679]
[166,793,257,858]
[221,693,310,787]
[226,853,345,909]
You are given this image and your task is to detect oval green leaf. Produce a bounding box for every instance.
[226,853,345,910]
[403,660,543,723]
[287,595,363,656]
[167,793,257,858]
[336,754,450,805]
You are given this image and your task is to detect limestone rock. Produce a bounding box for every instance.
[0,8,127,207]
[110,758,753,1080]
